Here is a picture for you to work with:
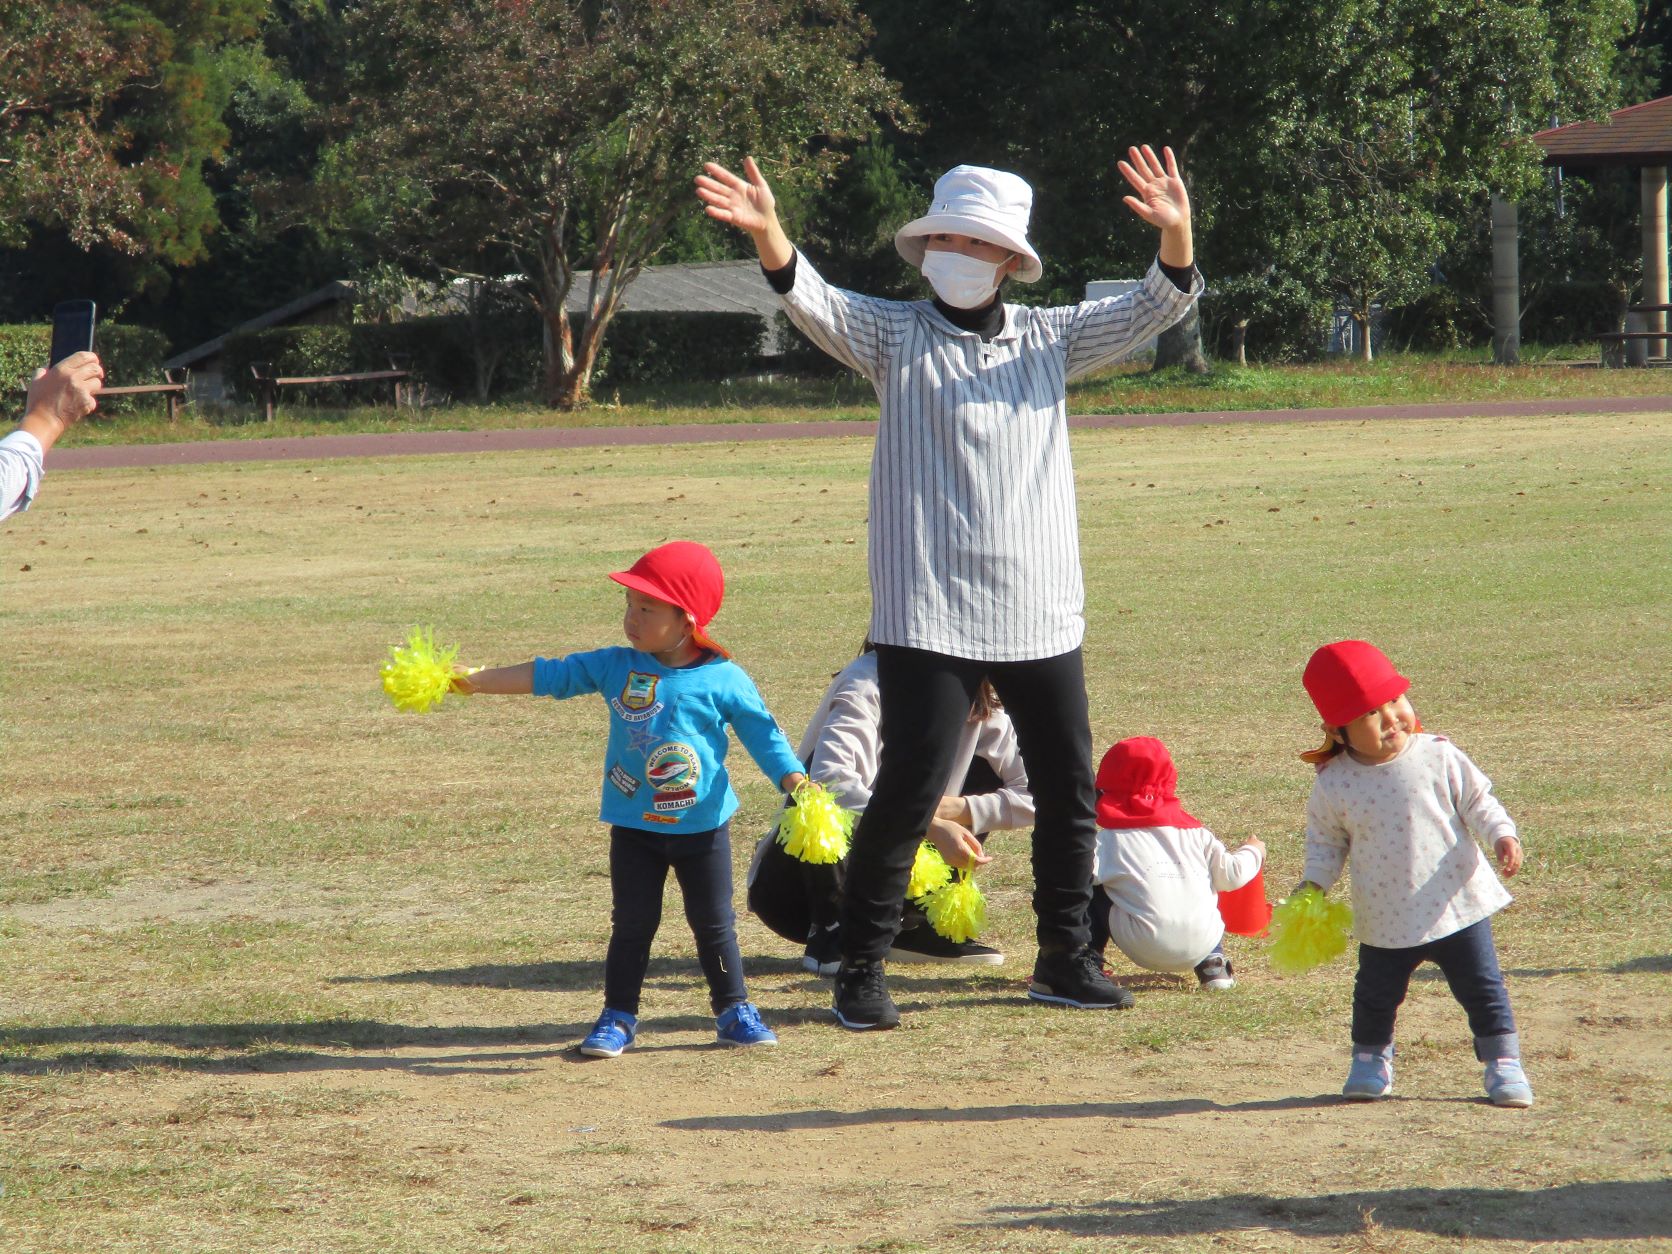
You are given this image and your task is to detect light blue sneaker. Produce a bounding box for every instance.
[1484,1058,1534,1108]
[716,1001,778,1047]
[1342,1045,1394,1100]
[578,1008,637,1058]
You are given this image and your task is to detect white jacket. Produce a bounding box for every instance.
[1094,824,1262,972]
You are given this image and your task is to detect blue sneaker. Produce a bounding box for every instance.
[578,1008,637,1058]
[1343,1046,1394,1100]
[1484,1058,1534,1108]
[715,1001,778,1047]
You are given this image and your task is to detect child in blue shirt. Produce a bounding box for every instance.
[455,541,806,1056]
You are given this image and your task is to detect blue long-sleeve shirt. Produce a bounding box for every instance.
[532,647,803,833]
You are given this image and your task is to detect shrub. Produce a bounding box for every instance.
[1520,279,1621,345]
[1380,286,1490,352]
[0,323,171,412]
[221,309,768,404]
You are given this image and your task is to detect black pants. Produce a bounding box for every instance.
[840,644,1096,964]
[603,822,747,1016]
[1352,917,1519,1059]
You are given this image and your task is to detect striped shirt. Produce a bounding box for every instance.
[0,429,44,521]
[777,254,1201,661]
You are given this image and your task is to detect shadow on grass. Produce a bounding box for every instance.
[0,1019,591,1077]
[1,1005,841,1075]
[1426,953,1672,980]
[329,954,815,991]
[974,1178,1672,1243]
[662,1092,1346,1133]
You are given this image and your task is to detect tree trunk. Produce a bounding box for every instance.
[1354,310,1374,362]
[540,304,580,408]
[1232,319,1248,367]
[1153,302,1209,373]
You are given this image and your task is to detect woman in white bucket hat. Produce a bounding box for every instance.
[696,146,1200,1031]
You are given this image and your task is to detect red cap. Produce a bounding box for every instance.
[609,541,729,657]
[1303,640,1409,727]
[1095,736,1200,829]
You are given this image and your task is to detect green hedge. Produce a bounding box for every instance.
[0,323,171,411]
[221,309,768,404]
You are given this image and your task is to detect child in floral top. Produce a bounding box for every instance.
[1299,640,1532,1107]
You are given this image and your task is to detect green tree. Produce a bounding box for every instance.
[0,0,266,284]
[858,0,1630,364]
[324,0,899,408]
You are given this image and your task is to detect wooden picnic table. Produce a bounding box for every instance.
[249,365,411,421]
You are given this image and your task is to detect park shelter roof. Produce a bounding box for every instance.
[562,259,779,320]
[1533,95,1672,168]
[164,281,356,371]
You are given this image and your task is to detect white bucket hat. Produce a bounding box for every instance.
[894,165,1042,284]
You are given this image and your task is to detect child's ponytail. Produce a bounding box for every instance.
[1298,715,1424,768]
[1299,730,1346,768]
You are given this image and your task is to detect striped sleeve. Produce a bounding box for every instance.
[775,250,907,382]
[1059,261,1203,381]
[0,429,45,521]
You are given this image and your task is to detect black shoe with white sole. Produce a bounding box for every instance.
[1028,946,1135,1009]
[888,924,1005,966]
[832,960,901,1030]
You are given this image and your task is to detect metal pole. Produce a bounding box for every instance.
[1491,195,1520,365]
[1641,165,1669,358]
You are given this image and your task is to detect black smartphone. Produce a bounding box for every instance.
[49,300,97,366]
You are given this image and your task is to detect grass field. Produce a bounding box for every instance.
[38,350,1672,448]
[3,408,1670,1251]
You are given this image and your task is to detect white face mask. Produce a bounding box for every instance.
[921,250,1005,309]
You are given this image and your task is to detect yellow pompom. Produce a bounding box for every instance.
[1267,885,1355,974]
[924,872,986,943]
[776,780,855,864]
[380,626,462,714]
[906,842,953,899]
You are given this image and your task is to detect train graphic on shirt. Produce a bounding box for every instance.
[644,742,700,811]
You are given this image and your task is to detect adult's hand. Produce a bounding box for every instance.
[20,352,103,454]
[1119,144,1193,268]
[927,816,993,872]
[695,157,793,270]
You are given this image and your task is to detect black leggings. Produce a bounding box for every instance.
[839,644,1096,964]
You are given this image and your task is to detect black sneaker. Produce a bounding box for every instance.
[888,924,1005,966]
[1028,946,1135,1009]
[832,960,901,1030]
[802,923,842,977]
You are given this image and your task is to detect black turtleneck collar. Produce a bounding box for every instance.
[931,291,1006,341]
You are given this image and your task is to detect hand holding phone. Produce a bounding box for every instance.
[49,300,96,366]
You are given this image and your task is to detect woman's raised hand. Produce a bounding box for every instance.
[695,156,778,236]
[1119,144,1191,233]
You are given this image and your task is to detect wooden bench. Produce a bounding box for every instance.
[1599,308,1671,367]
[249,364,411,421]
[17,369,189,421]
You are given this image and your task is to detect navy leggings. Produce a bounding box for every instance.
[840,644,1096,963]
[603,822,747,1017]
[1353,917,1519,1059]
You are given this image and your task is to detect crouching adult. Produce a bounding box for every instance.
[747,646,1032,974]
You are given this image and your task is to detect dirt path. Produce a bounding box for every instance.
[48,393,1672,470]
